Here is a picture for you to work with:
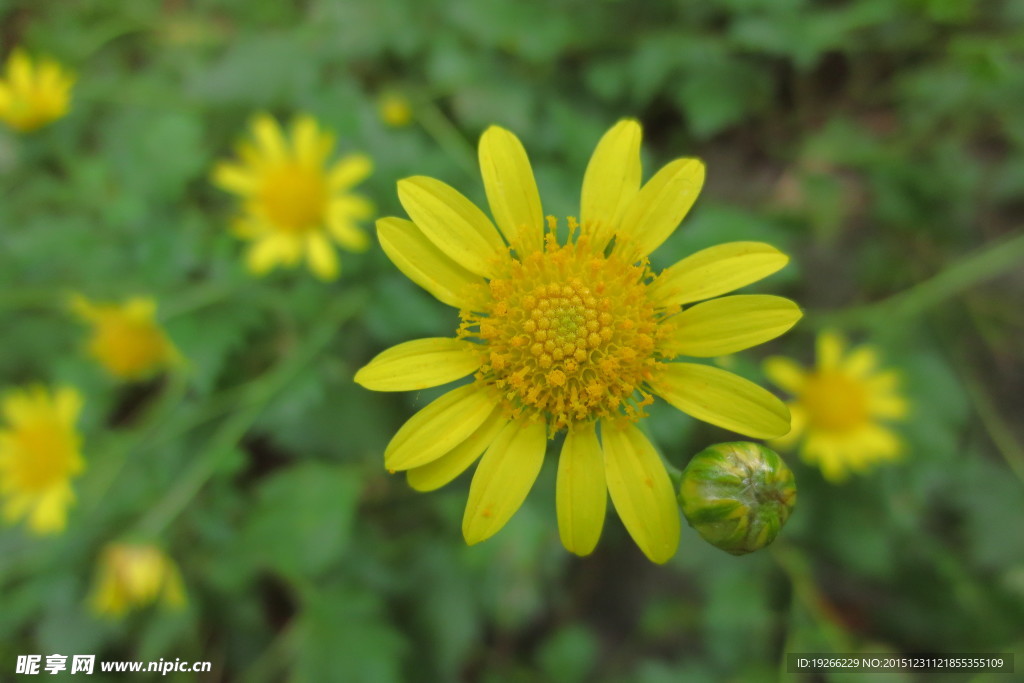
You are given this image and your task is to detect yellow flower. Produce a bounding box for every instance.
[764,331,909,482]
[90,543,186,618]
[0,386,84,534]
[0,48,75,132]
[378,92,413,127]
[71,295,180,381]
[355,120,801,563]
[212,114,374,281]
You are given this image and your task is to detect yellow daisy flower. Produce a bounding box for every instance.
[355,120,801,563]
[0,48,75,132]
[378,92,413,128]
[71,295,180,381]
[0,385,84,534]
[764,331,909,482]
[90,543,186,618]
[212,114,374,281]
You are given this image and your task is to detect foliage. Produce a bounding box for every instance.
[2,0,1023,680]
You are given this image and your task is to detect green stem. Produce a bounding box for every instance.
[414,97,477,177]
[959,369,1024,486]
[134,290,365,536]
[78,370,192,516]
[238,619,298,683]
[0,289,64,311]
[771,542,852,652]
[807,231,1024,328]
[160,278,248,320]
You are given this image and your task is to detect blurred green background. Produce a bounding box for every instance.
[2,0,1024,681]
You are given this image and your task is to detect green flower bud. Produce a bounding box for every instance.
[678,442,796,555]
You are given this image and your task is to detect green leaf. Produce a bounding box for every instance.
[240,463,363,580]
[293,584,406,683]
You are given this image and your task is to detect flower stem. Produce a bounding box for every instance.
[160,278,248,320]
[960,367,1024,486]
[808,231,1024,328]
[414,97,478,177]
[134,289,366,537]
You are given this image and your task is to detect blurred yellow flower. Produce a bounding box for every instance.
[90,543,186,618]
[0,385,84,534]
[71,295,180,381]
[378,92,413,127]
[356,119,800,563]
[764,331,908,482]
[0,48,75,132]
[212,114,374,281]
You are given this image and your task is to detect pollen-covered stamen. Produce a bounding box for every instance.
[802,372,869,432]
[259,163,327,231]
[459,217,674,431]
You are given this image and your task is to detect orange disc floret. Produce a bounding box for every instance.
[459,218,675,430]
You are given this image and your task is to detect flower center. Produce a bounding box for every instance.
[8,423,79,491]
[92,319,167,377]
[259,163,327,232]
[801,371,868,432]
[460,219,671,431]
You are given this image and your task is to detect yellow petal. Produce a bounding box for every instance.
[376,217,487,311]
[28,483,73,534]
[763,356,807,394]
[124,297,157,321]
[330,195,374,220]
[68,293,101,322]
[671,295,802,357]
[8,50,34,90]
[857,424,903,459]
[868,394,909,420]
[616,158,705,259]
[601,421,680,564]
[407,408,507,492]
[650,242,790,306]
[226,216,257,240]
[355,338,481,392]
[842,346,878,378]
[478,126,544,255]
[2,391,33,425]
[251,114,286,161]
[54,387,83,425]
[384,384,498,470]
[770,403,806,449]
[462,420,547,545]
[292,115,332,165]
[581,119,642,249]
[306,233,340,281]
[327,197,372,251]
[211,162,257,194]
[398,176,506,278]
[802,434,849,483]
[556,423,607,556]
[817,331,845,371]
[246,234,302,275]
[327,218,369,252]
[651,363,791,439]
[329,154,373,190]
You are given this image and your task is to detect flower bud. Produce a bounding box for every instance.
[678,442,796,555]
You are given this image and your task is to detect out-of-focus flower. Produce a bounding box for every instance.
[678,441,796,555]
[378,92,413,127]
[90,543,186,617]
[0,386,84,534]
[356,119,801,563]
[70,295,180,381]
[212,114,373,281]
[764,330,908,482]
[0,48,75,132]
